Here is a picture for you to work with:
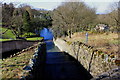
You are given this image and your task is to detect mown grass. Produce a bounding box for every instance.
[0,27,41,41]
[0,37,43,41]
[1,48,36,79]
[22,32,36,37]
[26,37,43,41]
[0,27,16,39]
[0,39,13,41]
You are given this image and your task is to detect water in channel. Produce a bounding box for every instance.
[37,28,93,80]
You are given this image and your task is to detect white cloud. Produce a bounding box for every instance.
[3,0,119,3]
[3,0,65,3]
[3,0,119,14]
[96,3,110,14]
[85,1,118,14]
[3,0,64,10]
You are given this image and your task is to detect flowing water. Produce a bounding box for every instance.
[40,28,53,41]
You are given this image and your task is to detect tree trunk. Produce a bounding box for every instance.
[9,26,18,38]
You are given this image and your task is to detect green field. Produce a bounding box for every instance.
[0,27,43,41]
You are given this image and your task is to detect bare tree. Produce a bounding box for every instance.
[52,1,96,38]
[109,2,119,30]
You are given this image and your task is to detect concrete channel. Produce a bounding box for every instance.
[29,41,93,80]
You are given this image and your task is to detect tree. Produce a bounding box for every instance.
[2,2,52,38]
[108,2,120,32]
[18,4,33,19]
[2,3,14,27]
[30,10,52,35]
[23,10,31,33]
[11,8,24,37]
[52,1,96,38]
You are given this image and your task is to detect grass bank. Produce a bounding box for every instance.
[1,47,36,80]
[0,27,16,39]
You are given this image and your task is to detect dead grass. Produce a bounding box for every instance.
[65,32,119,55]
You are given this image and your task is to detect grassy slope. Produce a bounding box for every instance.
[0,27,16,39]
[1,48,36,79]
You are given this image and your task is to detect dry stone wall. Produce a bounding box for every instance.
[54,38,117,77]
[21,42,46,80]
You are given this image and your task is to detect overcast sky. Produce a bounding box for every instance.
[1,0,119,14]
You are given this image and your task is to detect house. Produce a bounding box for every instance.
[95,24,109,31]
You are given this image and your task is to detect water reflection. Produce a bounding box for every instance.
[40,28,59,52]
[45,41,60,52]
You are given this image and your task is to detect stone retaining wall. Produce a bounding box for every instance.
[91,67,120,80]
[1,40,40,54]
[54,38,117,77]
[21,42,46,80]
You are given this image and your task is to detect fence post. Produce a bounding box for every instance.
[86,32,88,44]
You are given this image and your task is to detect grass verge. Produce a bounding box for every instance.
[0,37,43,41]
[26,37,43,41]
[0,39,13,41]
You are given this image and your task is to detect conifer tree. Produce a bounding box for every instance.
[23,10,31,33]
